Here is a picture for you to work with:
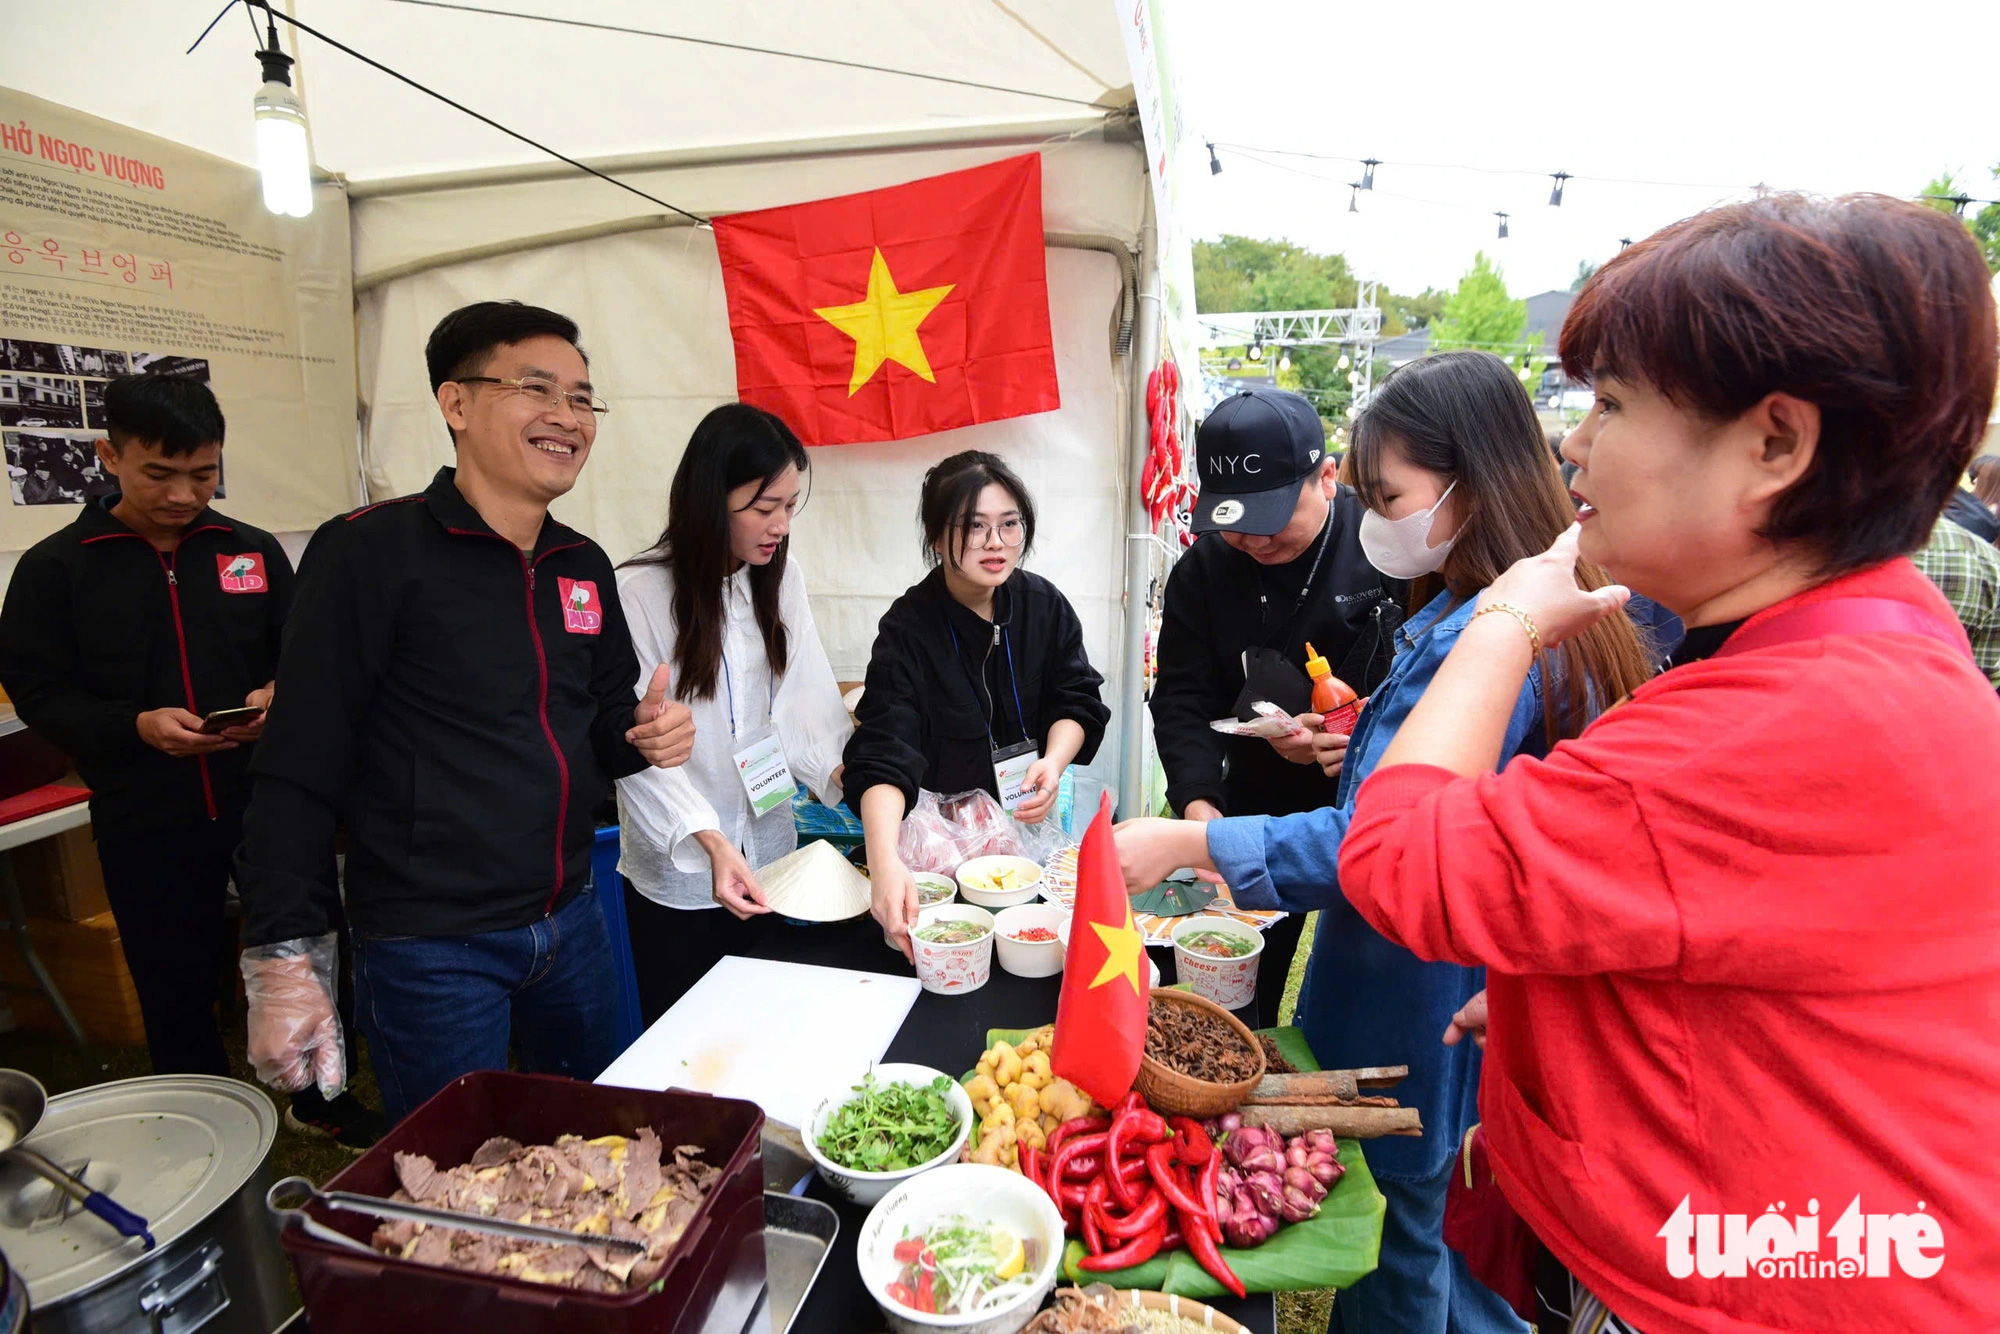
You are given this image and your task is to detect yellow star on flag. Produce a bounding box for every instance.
[813,248,955,396]
[1087,903,1146,998]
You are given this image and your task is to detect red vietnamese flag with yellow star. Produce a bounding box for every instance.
[1051,792,1148,1108]
[711,154,1059,446]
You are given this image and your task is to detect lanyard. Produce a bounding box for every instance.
[719,649,777,742]
[1257,511,1336,650]
[947,622,1028,748]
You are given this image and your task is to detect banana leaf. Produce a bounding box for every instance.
[1260,1024,1319,1074]
[1059,1136,1384,1295]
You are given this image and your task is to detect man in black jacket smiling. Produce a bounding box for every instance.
[236,302,695,1123]
[1148,388,1404,1025]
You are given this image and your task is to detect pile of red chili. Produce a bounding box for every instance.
[1020,1093,1245,1299]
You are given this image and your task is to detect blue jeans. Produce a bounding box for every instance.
[352,884,622,1124]
[1332,1158,1527,1334]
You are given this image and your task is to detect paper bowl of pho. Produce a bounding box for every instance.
[1171,914,1264,1010]
[991,903,1067,978]
[912,904,996,995]
[954,855,1044,909]
[807,1062,975,1205]
[859,1163,1066,1334]
[914,872,959,910]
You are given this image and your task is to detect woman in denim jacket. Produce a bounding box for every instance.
[1117,352,1654,1334]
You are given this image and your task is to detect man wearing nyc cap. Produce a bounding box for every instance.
[1148,387,1405,1026]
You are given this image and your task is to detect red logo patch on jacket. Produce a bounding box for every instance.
[557,577,602,634]
[216,552,268,593]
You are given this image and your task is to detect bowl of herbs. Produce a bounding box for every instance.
[807,1063,975,1204]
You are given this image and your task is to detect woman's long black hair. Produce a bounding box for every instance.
[625,403,810,703]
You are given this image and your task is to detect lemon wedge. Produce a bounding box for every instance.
[992,1228,1025,1280]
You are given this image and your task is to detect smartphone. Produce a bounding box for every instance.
[199,706,265,735]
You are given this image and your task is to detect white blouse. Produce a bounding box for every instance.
[614,558,852,909]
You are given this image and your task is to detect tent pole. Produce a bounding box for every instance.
[1117,188,1161,820]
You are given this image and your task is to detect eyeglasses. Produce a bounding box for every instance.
[968,518,1026,548]
[456,376,609,420]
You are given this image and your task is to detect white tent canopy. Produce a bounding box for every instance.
[2,1,1164,811]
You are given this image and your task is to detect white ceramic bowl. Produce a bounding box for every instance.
[991,903,1067,979]
[858,1163,1067,1334]
[1055,917,1162,987]
[805,1062,975,1206]
[954,855,1044,909]
[1170,914,1265,1010]
[914,872,959,910]
[912,904,996,995]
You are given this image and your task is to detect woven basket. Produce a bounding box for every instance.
[1132,987,1267,1117]
[1094,1287,1248,1331]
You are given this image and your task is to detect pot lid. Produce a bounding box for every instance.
[0,1076,276,1307]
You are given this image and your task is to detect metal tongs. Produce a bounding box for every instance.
[267,1176,646,1255]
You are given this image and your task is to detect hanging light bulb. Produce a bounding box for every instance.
[1619,237,1633,250]
[1336,353,1350,370]
[252,18,313,217]
[1207,142,1223,176]
[1549,171,1570,207]
[1247,340,1263,362]
[1495,211,1509,239]
[1360,158,1379,190]
[1278,351,1292,372]
[1347,182,1360,213]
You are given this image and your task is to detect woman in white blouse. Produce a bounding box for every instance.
[615,404,851,1020]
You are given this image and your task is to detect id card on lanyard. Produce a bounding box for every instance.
[723,651,797,818]
[949,623,1039,812]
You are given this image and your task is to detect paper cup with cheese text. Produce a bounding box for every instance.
[1171,915,1264,1010]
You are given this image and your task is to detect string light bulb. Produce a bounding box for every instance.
[1207,142,1223,176]
[1336,354,1350,370]
[1549,171,1569,207]
[1247,340,1263,362]
[1495,211,1509,239]
[1278,352,1292,372]
[1347,182,1360,213]
[1360,158,1379,190]
[252,14,312,217]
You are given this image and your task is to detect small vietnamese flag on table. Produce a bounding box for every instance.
[712,153,1060,446]
[1051,792,1149,1108]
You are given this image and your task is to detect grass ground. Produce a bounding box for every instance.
[2,913,1338,1333]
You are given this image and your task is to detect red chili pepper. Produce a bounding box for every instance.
[1046,1115,1110,1161]
[1018,1142,1043,1191]
[1061,1153,1104,1181]
[1115,1155,1149,1182]
[1058,1180,1089,1209]
[1106,1109,1145,1209]
[1169,1116,1213,1166]
[1083,1179,1108,1256]
[1117,1091,1145,1117]
[915,1264,937,1313]
[1099,1186,1166,1239]
[1197,1149,1224,1242]
[1146,1142,1208,1218]
[1161,1225,1184,1251]
[1180,1211,1246,1299]
[1077,1217,1167,1272]
[892,1238,925,1263]
[888,1281,918,1309]
[1130,1110,1172,1144]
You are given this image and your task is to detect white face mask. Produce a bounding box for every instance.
[1358,480,1458,579]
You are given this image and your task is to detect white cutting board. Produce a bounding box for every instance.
[596,955,921,1131]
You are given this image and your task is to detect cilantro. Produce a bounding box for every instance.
[816,1073,962,1174]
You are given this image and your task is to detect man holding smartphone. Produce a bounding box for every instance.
[236,302,696,1124]
[0,378,380,1145]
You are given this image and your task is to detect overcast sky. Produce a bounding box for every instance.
[1169,0,2000,299]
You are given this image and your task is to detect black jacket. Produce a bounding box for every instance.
[1150,488,1406,818]
[0,497,292,837]
[843,568,1110,811]
[237,468,650,945]
[1944,489,2000,544]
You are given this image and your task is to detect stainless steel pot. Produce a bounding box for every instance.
[0,1074,292,1333]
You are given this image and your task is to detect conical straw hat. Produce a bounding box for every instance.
[758,839,872,922]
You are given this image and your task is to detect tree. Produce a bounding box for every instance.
[1429,252,1540,373]
[1571,259,1598,292]
[1921,170,1999,274]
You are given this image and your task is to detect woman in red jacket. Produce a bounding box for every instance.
[1338,193,2000,1334]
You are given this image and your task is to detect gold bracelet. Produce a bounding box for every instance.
[1472,602,1543,654]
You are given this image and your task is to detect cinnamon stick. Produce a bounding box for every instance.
[1238,1104,1423,1138]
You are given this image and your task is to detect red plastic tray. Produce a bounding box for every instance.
[281,1072,765,1334]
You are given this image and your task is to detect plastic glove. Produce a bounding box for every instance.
[240,933,346,1099]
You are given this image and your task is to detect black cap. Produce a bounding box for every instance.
[1190,387,1328,536]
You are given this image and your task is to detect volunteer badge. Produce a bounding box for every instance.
[1050,792,1148,1108]
[557,578,602,634]
[713,154,1059,446]
[216,552,267,593]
